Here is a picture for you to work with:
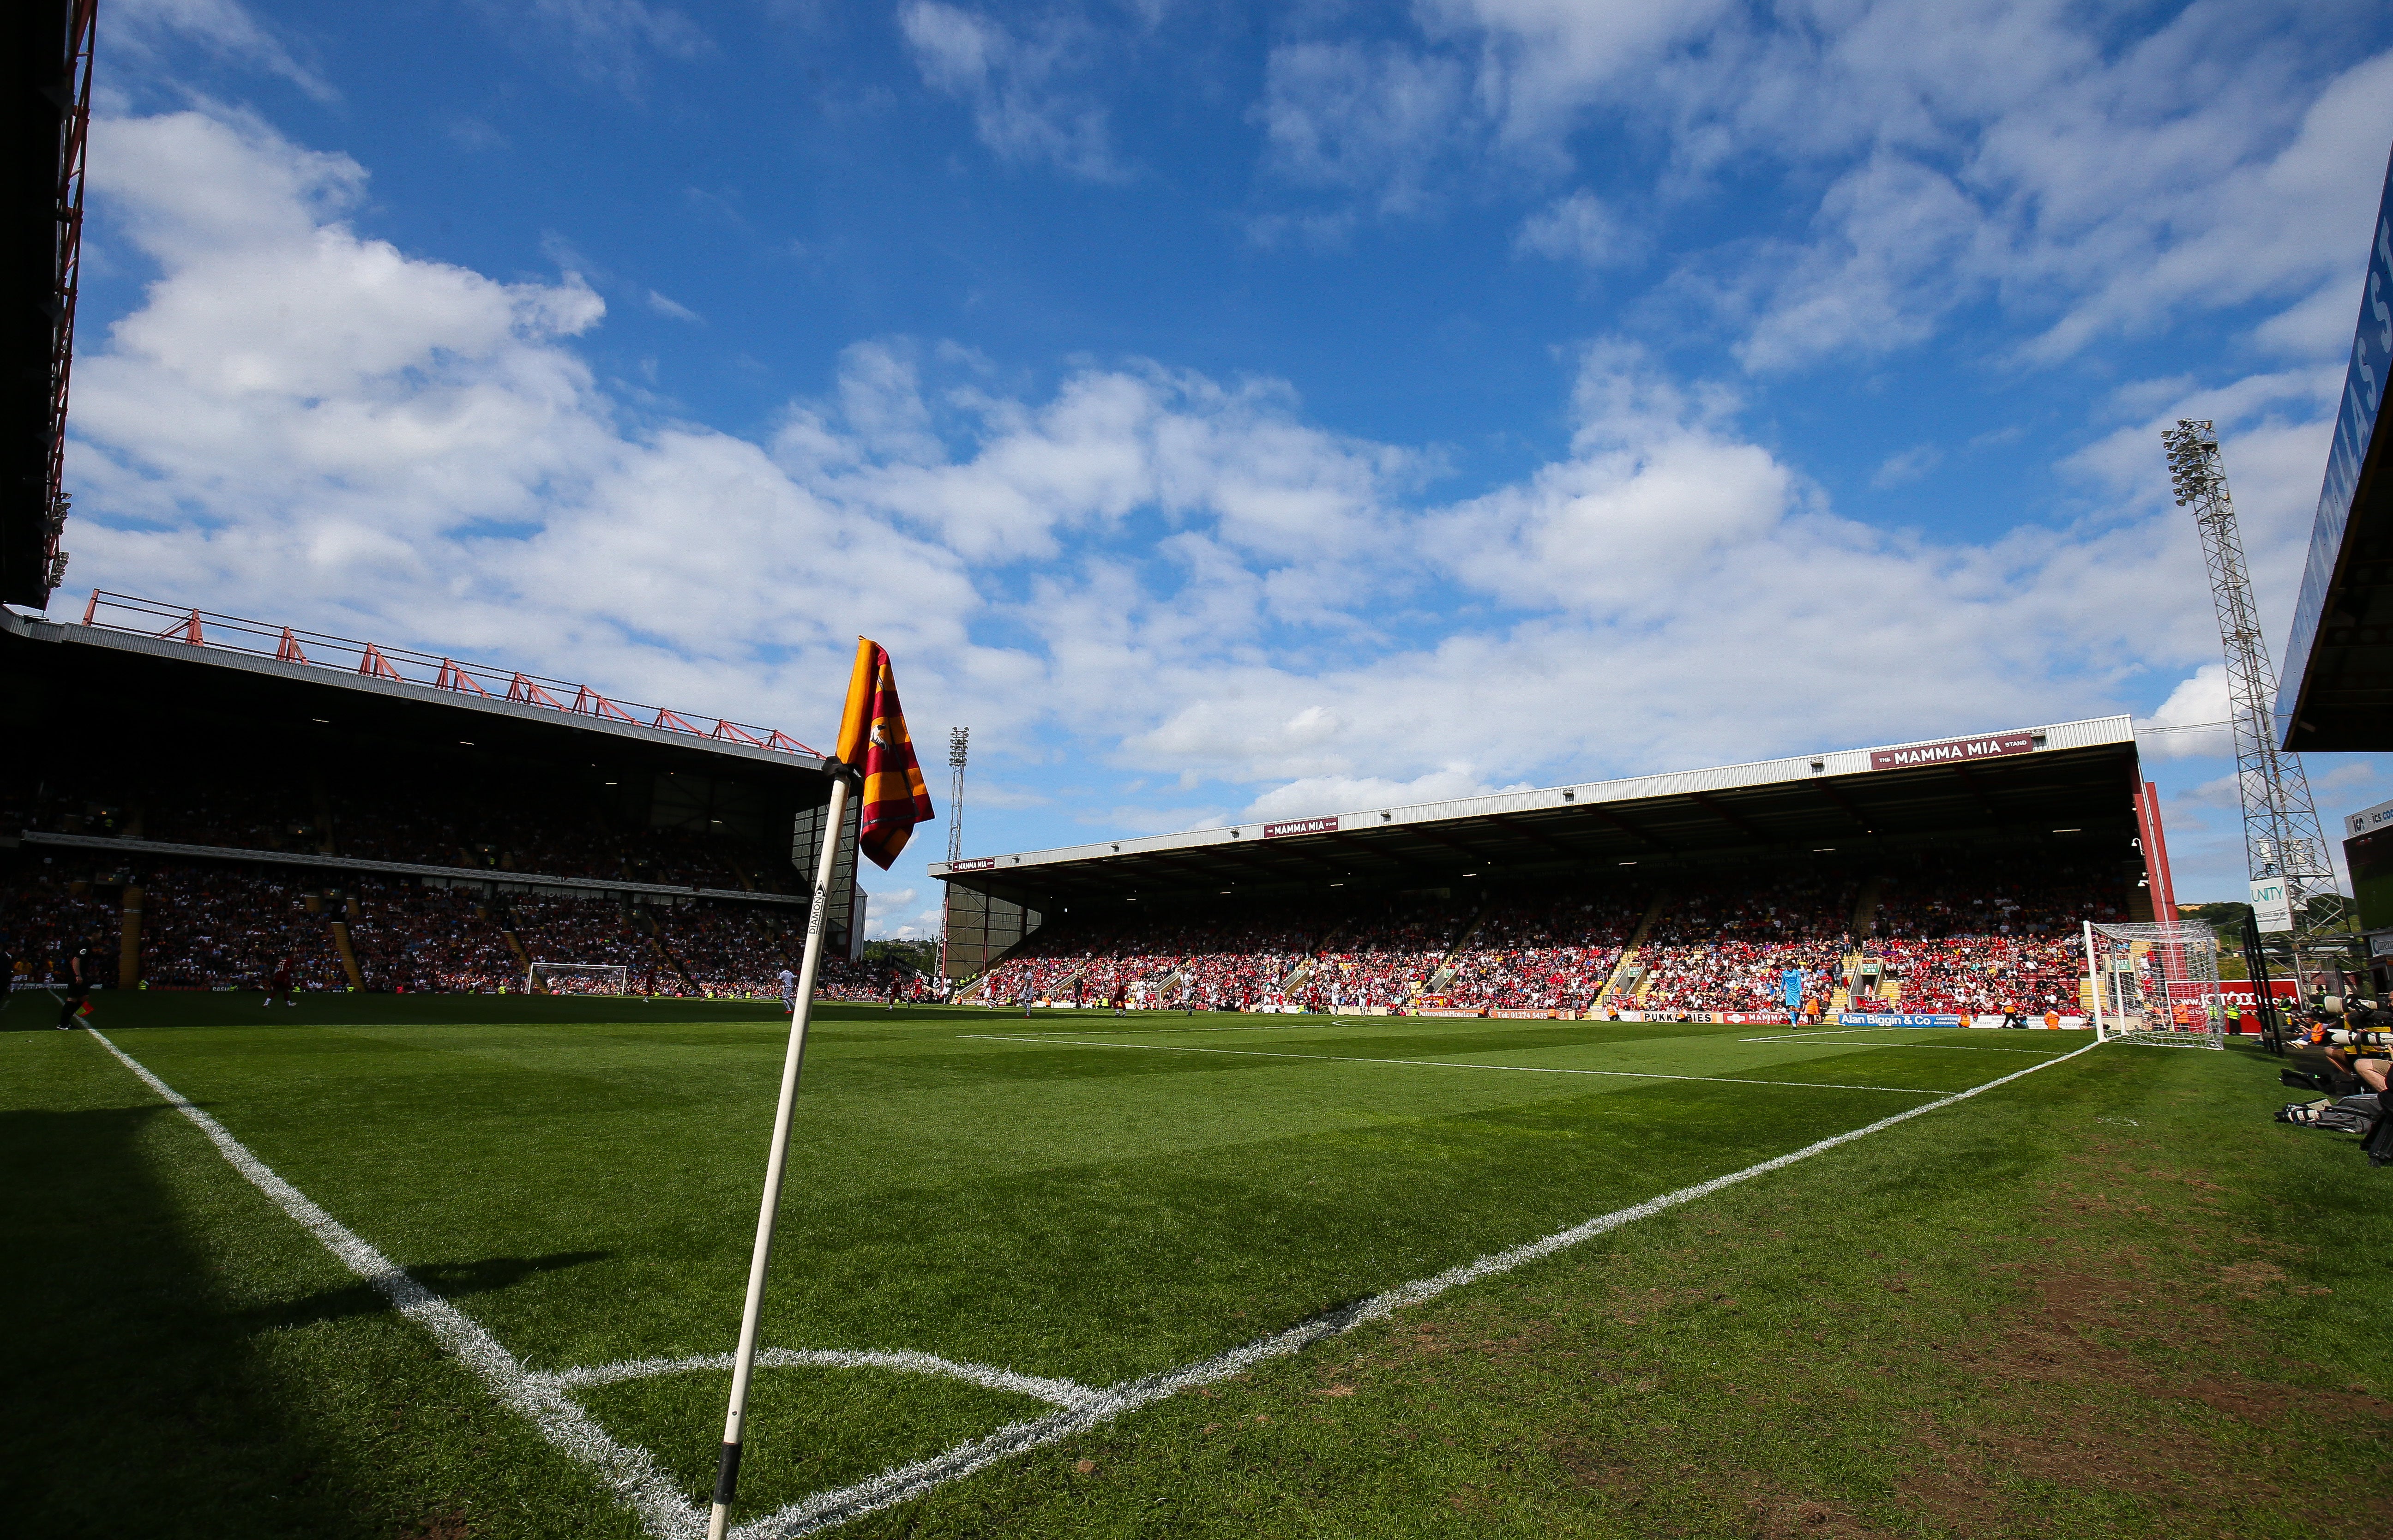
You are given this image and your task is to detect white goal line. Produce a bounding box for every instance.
[958,1034,1945,1095]
[83,1023,2105,1540]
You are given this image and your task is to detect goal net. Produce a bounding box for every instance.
[529,962,632,997]
[2084,920,2224,1049]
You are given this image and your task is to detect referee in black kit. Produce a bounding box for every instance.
[56,935,96,1029]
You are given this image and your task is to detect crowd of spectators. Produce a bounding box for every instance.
[7,836,2131,1017]
[1632,874,1857,1016]
[342,882,522,992]
[1858,855,2128,1014]
[1436,890,1644,1012]
[1315,894,1472,1010]
[1,859,121,991]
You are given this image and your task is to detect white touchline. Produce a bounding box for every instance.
[732,1036,2110,1539]
[81,1028,713,1540]
[959,1035,1944,1095]
[84,1022,2107,1540]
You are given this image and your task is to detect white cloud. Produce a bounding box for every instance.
[1255,42,1473,215]
[2135,664,2233,760]
[1268,5,2393,374]
[1240,769,1525,824]
[60,107,2361,910]
[113,0,339,102]
[646,289,703,324]
[2317,761,2377,794]
[508,0,708,93]
[1515,189,1636,268]
[898,2,1125,181]
[1870,443,1940,490]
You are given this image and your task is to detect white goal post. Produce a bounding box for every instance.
[2082,920,2224,1049]
[529,962,632,996]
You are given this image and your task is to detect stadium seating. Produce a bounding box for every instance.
[1435,889,1644,1012]
[4,831,2130,1015]
[14,775,797,894]
[1629,872,1856,1016]
[1858,856,2128,1014]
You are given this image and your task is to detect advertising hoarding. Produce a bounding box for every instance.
[1869,733,2036,770]
[2250,876,2294,933]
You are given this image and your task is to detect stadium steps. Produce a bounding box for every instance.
[635,911,702,995]
[326,920,366,990]
[1280,919,1356,995]
[1592,891,1670,1010]
[498,924,538,991]
[1849,875,1885,939]
[1420,902,1492,996]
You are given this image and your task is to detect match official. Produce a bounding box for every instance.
[56,935,97,1029]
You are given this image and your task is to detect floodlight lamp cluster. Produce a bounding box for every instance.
[2161,418,2224,509]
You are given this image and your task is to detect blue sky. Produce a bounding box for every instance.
[48,0,2393,934]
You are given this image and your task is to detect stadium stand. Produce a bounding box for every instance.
[1,596,883,1001]
[938,844,2135,1023]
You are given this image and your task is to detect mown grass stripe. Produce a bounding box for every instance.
[959,1034,1946,1093]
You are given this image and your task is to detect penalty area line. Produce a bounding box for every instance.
[958,1034,1945,1095]
[81,1028,708,1540]
[743,1035,2110,1539]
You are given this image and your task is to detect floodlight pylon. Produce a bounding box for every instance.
[2162,419,2343,948]
[938,727,968,981]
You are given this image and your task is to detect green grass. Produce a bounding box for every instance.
[4,993,2388,1538]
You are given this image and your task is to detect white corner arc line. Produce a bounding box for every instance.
[540,1349,1098,1410]
[83,1028,709,1540]
[736,1036,2110,1539]
[959,1034,1944,1095]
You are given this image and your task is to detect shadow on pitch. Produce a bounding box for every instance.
[239,1250,613,1333]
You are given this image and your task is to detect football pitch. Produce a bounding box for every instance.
[6,996,2389,1538]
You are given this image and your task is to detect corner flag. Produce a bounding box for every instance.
[833,638,936,869]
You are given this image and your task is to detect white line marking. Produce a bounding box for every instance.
[83,1028,710,1540]
[542,1349,1098,1409]
[735,1036,2109,1538]
[1738,1037,2072,1055]
[960,1034,1944,1094]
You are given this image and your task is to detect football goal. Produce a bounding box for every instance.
[2083,920,2223,1048]
[529,962,632,996]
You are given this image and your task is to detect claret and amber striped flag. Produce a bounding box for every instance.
[833,637,936,869]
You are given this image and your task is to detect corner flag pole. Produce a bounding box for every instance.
[708,769,854,1540]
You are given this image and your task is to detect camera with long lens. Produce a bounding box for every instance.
[2273,1005,2392,1167]
[2300,1025,2393,1049]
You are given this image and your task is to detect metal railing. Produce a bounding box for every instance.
[78,590,824,758]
